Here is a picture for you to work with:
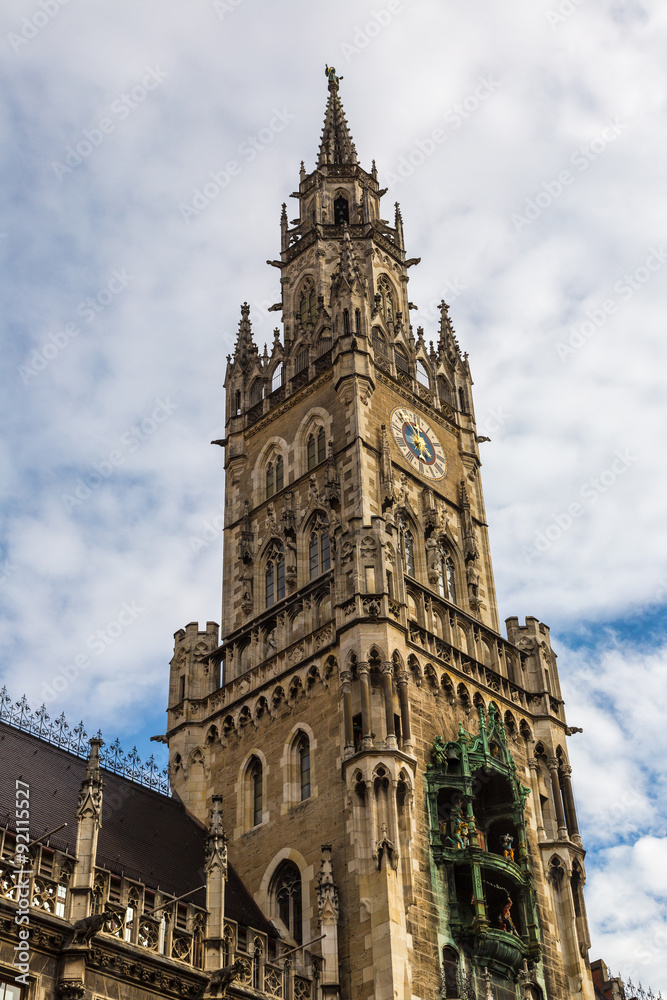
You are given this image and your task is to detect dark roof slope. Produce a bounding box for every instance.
[0,723,273,935]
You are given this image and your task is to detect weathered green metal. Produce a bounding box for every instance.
[426,706,541,977]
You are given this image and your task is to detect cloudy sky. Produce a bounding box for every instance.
[2,0,666,988]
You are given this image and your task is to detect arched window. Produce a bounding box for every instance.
[404,530,415,576]
[438,549,456,603]
[377,275,395,322]
[267,456,284,499]
[272,862,302,943]
[458,386,468,412]
[394,345,409,374]
[416,360,430,388]
[372,327,388,356]
[250,380,264,405]
[438,375,454,407]
[343,309,350,336]
[252,938,263,989]
[442,947,460,999]
[266,545,285,607]
[309,516,331,580]
[299,283,317,326]
[234,390,241,415]
[248,757,263,827]
[271,363,284,392]
[307,428,327,470]
[334,195,349,225]
[297,733,311,801]
[222,926,234,966]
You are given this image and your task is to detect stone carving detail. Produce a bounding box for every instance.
[205,795,228,877]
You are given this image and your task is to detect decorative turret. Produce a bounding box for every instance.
[204,795,228,971]
[69,738,103,921]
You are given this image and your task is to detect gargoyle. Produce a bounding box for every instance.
[66,910,116,947]
[200,960,244,998]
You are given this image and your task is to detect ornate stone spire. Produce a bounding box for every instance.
[437,300,462,366]
[232,302,258,370]
[76,737,103,825]
[318,66,358,167]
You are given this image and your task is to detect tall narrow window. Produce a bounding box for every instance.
[266,546,285,607]
[309,534,319,579]
[307,434,316,470]
[266,463,275,499]
[378,275,395,322]
[272,363,283,392]
[234,390,241,415]
[442,947,460,999]
[334,195,349,225]
[343,309,350,336]
[250,380,264,405]
[299,284,317,326]
[458,386,467,412]
[355,309,361,334]
[309,517,330,579]
[394,346,409,374]
[297,734,311,801]
[275,455,283,492]
[404,530,415,576]
[446,556,456,602]
[317,427,326,463]
[321,532,331,572]
[273,862,302,943]
[251,759,263,826]
[416,360,430,388]
[276,556,285,601]
[438,551,456,602]
[295,348,309,373]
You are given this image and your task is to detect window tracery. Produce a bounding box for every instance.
[272,861,302,943]
[298,280,317,327]
[377,275,395,323]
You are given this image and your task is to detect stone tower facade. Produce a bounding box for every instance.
[165,68,595,1000]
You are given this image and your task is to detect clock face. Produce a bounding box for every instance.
[390,406,447,481]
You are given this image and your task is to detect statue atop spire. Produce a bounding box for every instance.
[318,66,358,168]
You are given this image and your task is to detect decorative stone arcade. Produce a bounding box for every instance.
[426,706,540,981]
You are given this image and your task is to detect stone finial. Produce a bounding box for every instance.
[205,795,228,877]
[76,738,103,825]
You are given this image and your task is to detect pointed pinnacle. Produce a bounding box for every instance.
[318,70,358,168]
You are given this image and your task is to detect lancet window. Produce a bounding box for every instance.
[265,544,285,607]
[307,427,326,470]
[377,275,395,322]
[272,862,302,943]
[438,549,456,603]
[309,514,331,579]
[299,282,317,326]
[266,456,284,499]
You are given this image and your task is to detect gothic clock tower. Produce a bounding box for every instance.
[165,68,596,1000]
